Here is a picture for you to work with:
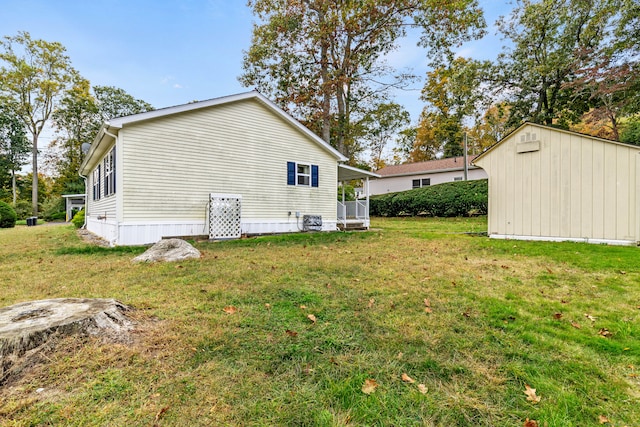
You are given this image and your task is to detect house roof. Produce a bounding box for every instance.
[80,90,347,175]
[472,122,640,165]
[374,155,479,178]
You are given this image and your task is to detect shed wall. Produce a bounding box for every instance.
[475,124,639,244]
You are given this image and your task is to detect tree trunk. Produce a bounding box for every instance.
[0,298,134,385]
[31,133,38,217]
[11,169,17,205]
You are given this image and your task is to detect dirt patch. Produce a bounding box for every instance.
[76,228,110,247]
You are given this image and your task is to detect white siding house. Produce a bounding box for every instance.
[370,155,487,195]
[79,91,353,246]
[473,122,640,245]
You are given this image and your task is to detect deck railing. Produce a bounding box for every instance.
[337,201,368,221]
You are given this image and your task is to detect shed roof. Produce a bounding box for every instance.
[375,155,479,178]
[473,122,640,165]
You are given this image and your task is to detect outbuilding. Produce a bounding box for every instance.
[473,122,640,245]
[79,91,375,246]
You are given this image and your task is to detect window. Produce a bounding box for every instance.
[93,165,101,201]
[412,178,431,189]
[287,162,319,187]
[297,164,310,186]
[104,148,116,197]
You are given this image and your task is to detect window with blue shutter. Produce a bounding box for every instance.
[288,162,319,187]
[287,162,295,185]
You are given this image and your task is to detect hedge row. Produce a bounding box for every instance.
[370,179,488,217]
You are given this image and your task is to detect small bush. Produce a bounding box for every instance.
[0,201,17,228]
[42,196,65,221]
[370,179,488,217]
[71,209,85,228]
[12,200,32,220]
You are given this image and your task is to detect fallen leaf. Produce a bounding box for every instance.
[585,313,597,322]
[307,314,317,324]
[553,313,563,320]
[299,305,307,309]
[546,267,553,274]
[462,310,471,318]
[264,303,271,309]
[424,298,431,307]
[367,298,375,309]
[361,379,378,394]
[285,330,298,337]
[417,384,427,394]
[571,321,581,329]
[223,306,238,315]
[561,299,569,304]
[424,307,433,313]
[501,265,509,269]
[523,419,539,427]
[598,328,612,338]
[153,406,170,426]
[175,265,183,269]
[598,415,610,424]
[390,301,396,309]
[619,270,626,275]
[524,384,541,403]
[396,352,403,360]
[401,373,415,383]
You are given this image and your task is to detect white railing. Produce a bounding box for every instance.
[337,201,368,220]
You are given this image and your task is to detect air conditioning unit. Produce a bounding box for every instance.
[302,215,322,231]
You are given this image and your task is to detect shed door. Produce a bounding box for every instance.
[209,193,242,240]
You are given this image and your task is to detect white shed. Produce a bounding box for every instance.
[473,122,640,246]
[79,91,354,246]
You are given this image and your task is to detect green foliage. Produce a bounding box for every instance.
[620,117,640,146]
[371,179,487,217]
[41,196,65,221]
[12,199,32,220]
[337,184,356,202]
[0,200,17,228]
[71,208,84,228]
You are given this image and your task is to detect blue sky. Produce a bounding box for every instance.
[1,0,514,155]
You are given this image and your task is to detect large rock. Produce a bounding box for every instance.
[0,298,133,385]
[132,238,201,263]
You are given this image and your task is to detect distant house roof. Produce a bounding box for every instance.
[375,155,479,178]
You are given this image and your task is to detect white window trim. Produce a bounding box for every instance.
[297,163,311,187]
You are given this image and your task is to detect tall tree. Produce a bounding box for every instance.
[495,0,621,129]
[0,103,29,204]
[0,31,76,215]
[48,83,153,195]
[358,102,410,169]
[416,57,490,158]
[240,0,485,160]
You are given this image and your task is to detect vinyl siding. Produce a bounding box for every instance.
[475,124,639,243]
[119,99,337,222]
[86,142,117,221]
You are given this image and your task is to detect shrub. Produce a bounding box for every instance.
[0,201,17,228]
[42,196,65,221]
[71,209,85,228]
[12,200,32,220]
[370,179,488,217]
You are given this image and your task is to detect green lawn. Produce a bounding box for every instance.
[1,218,638,426]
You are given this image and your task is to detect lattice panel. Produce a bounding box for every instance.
[209,194,242,240]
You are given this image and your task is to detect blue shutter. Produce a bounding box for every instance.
[287,162,295,185]
[311,165,319,187]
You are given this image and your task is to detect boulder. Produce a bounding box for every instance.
[132,238,201,263]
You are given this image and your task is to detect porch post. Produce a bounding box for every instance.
[366,177,370,221]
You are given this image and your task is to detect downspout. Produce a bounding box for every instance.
[78,173,88,228]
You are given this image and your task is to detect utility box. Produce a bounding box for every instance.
[302,215,322,231]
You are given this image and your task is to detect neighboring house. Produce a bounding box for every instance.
[79,91,376,246]
[369,155,487,195]
[473,122,640,245]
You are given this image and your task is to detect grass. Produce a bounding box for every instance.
[0,218,639,426]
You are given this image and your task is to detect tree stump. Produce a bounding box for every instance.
[0,298,134,385]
